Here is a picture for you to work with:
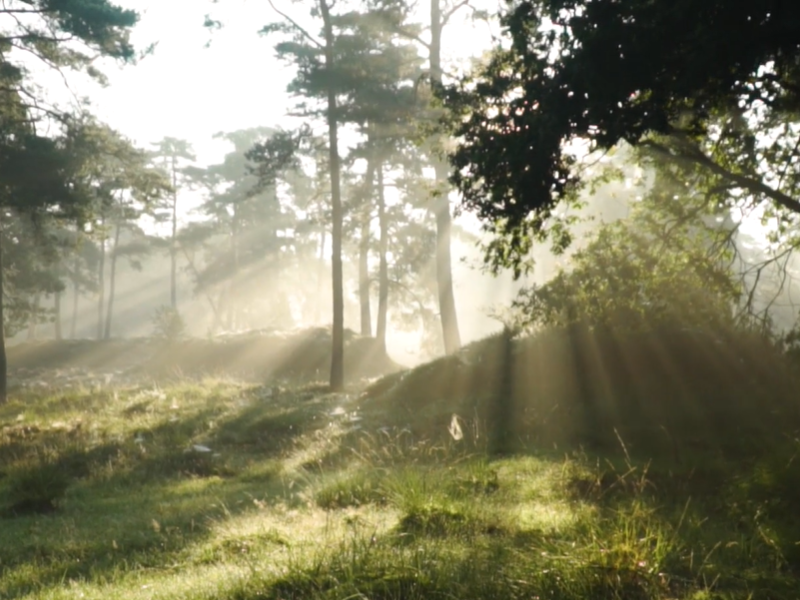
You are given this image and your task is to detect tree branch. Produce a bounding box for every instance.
[641,137,800,214]
[265,0,323,49]
[441,0,469,27]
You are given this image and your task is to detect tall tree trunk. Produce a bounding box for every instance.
[320,0,345,391]
[430,0,461,354]
[70,256,79,339]
[27,293,40,341]
[54,288,62,341]
[104,223,121,340]
[359,155,375,337]
[96,216,106,340]
[0,224,7,404]
[170,158,178,310]
[181,245,220,326]
[375,161,389,354]
[358,216,372,337]
[229,207,240,332]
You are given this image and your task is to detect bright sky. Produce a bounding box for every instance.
[88,0,296,165]
[81,0,497,168]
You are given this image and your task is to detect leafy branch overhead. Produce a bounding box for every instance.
[446,0,800,267]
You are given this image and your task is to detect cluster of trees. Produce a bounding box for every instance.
[1,0,490,398]
[6,0,800,400]
[0,0,143,402]
[445,0,800,342]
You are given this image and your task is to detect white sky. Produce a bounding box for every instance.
[78,0,497,168]
[88,0,296,165]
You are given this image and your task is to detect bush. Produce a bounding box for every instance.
[152,305,186,341]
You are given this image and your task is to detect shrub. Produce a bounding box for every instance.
[152,305,186,340]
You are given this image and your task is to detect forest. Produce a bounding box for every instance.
[2,0,800,598]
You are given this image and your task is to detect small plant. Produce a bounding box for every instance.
[315,470,388,509]
[152,305,186,341]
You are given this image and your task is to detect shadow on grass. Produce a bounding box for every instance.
[0,473,294,598]
[359,325,800,461]
[0,385,344,598]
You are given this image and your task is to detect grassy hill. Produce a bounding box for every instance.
[7,327,401,390]
[1,326,799,599]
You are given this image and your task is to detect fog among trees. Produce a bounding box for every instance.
[3,2,800,598]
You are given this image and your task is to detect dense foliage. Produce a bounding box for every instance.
[446,0,800,268]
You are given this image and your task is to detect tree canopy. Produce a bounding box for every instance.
[447,0,800,267]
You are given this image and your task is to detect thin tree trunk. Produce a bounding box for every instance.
[359,216,372,337]
[103,223,121,340]
[170,158,178,310]
[229,207,239,332]
[54,288,62,341]
[96,216,106,340]
[180,245,220,325]
[27,293,40,341]
[70,255,79,340]
[359,155,375,337]
[376,161,389,354]
[320,0,345,391]
[0,223,7,404]
[430,0,461,354]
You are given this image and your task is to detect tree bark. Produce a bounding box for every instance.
[359,155,375,337]
[376,160,389,354]
[430,0,461,354]
[103,222,121,339]
[320,0,345,391]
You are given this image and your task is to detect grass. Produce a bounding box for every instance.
[1,329,800,599]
